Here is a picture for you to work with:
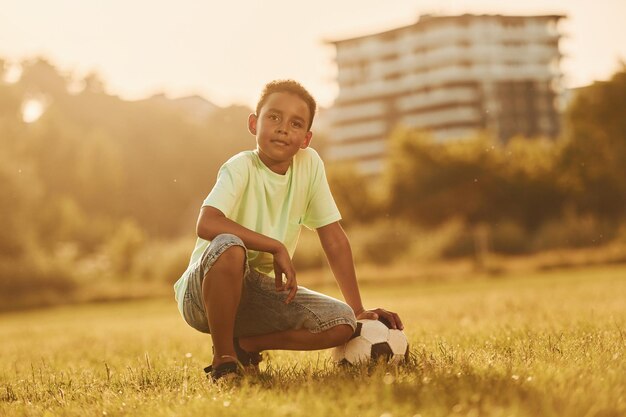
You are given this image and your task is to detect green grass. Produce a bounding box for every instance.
[1,264,625,417]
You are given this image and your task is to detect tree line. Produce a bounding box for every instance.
[1,57,625,309]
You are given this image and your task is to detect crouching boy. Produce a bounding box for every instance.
[174,79,403,381]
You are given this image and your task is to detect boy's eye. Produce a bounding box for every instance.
[291,121,303,128]
[268,114,280,121]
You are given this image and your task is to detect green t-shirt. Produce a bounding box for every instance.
[174,147,341,312]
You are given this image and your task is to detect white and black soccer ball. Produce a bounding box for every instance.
[332,318,409,365]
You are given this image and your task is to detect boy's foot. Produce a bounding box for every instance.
[203,361,241,382]
[233,337,262,371]
[207,338,262,378]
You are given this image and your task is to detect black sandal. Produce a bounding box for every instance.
[204,361,240,381]
[204,339,262,381]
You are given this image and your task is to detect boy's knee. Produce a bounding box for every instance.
[336,324,355,344]
[214,245,246,269]
[327,324,354,347]
[203,245,246,295]
[208,234,247,267]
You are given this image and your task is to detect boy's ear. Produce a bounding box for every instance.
[300,131,313,149]
[248,113,258,135]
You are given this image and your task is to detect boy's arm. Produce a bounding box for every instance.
[197,206,298,303]
[317,221,403,330]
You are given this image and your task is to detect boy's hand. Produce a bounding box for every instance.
[272,244,298,304]
[356,308,404,330]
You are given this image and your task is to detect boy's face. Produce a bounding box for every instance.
[248,91,313,174]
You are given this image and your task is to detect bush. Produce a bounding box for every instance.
[346,219,466,265]
[356,220,416,265]
[532,212,617,251]
[104,219,146,275]
[130,237,192,284]
[0,252,77,311]
[490,221,531,254]
[438,221,531,259]
[440,227,475,258]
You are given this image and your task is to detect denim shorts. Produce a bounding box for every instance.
[181,234,356,337]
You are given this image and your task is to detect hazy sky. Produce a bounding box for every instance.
[2,0,625,108]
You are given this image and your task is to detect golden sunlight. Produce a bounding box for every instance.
[21,97,46,123]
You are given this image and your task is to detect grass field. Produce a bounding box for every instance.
[1,264,625,417]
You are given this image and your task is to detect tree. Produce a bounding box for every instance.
[561,64,626,220]
[19,58,68,97]
[499,136,565,230]
[0,155,40,257]
[385,129,503,226]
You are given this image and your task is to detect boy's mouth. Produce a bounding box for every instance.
[270,139,289,146]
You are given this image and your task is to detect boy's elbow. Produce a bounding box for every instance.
[196,217,221,240]
[195,221,209,239]
[196,207,223,240]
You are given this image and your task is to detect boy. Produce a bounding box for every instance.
[174,80,403,380]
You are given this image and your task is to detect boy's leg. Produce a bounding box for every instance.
[202,245,246,367]
[182,236,356,368]
[238,325,354,353]
[233,276,357,354]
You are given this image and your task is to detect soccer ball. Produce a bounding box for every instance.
[332,318,409,365]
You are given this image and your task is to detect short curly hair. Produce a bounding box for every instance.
[255,80,317,130]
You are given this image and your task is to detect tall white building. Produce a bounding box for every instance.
[326,14,565,174]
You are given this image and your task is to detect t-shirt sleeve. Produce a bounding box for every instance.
[202,161,244,217]
[302,155,342,229]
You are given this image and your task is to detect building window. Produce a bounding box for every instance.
[381,53,399,62]
[384,72,403,81]
[357,61,369,81]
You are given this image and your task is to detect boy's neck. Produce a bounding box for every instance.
[257,150,292,175]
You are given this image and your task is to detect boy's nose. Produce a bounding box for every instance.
[276,124,288,134]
